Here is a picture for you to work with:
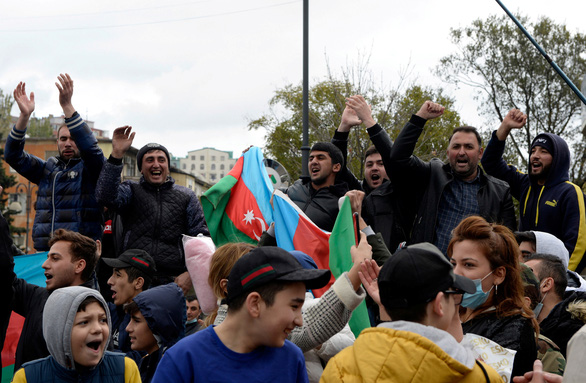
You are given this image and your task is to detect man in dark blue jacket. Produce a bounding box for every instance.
[482,109,586,273]
[4,74,105,251]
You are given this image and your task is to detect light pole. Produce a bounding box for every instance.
[15,181,38,253]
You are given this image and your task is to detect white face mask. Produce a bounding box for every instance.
[533,281,548,317]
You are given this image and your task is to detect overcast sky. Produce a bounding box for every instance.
[0,0,584,159]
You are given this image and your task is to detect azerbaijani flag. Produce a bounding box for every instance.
[273,191,370,337]
[2,252,47,383]
[201,147,274,247]
[272,190,332,296]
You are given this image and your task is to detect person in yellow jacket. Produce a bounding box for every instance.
[11,286,140,383]
[321,243,503,383]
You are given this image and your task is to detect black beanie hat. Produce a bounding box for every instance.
[137,143,170,172]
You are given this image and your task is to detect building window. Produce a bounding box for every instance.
[182,163,186,170]
[191,155,195,160]
[220,164,225,170]
[191,164,195,170]
[200,164,204,170]
[211,164,216,170]
[211,155,216,161]
[220,173,224,178]
[210,173,216,181]
[200,155,204,160]
[221,156,225,161]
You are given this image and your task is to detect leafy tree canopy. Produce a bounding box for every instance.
[249,70,463,181]
[436,14,586,185]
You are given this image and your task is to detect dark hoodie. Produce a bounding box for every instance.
[132,283,186,383]
[482,131,586,272]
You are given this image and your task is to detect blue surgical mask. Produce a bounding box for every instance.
[461,271,494,309]
[533,284,548,317]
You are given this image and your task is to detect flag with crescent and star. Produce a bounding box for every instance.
[201,147,274,246]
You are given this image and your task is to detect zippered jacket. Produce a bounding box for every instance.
[482,131,586,272]
[4,112,105,251]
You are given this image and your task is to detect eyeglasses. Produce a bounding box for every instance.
[443,290,464,305]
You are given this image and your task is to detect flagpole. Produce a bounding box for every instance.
[300,0,310,182]
[495,0,586,106]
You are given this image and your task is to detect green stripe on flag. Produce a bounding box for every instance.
[201,175,256,246]
[328,197,371,338]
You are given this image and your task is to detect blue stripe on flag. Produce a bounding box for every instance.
[241,147,274,225]
[14,252,48,287]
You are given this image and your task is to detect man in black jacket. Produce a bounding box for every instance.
[1,213,99,373]
[285,142,348,232]
[385,100,516,255]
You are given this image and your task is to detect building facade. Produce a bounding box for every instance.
[178,147,237,184]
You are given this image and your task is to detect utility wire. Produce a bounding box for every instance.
[0,0,300,32]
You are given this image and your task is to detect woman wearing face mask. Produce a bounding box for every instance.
[448,216,538,378]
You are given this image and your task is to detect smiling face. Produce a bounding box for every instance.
[126,309,158,354]
[57,126,80,160]
[364,153,387,189]
[70,302,109,367]
[529,146,553,183]
[186,299,201,321]
[449,240,496,293]
[107,268,140,306]
[446,131,483,181]
[42,241,82,291]
[308,150,340,189]
[141,149,170,185]
[257,282,305,348]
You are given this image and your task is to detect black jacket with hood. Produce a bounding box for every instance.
[482,131,586,272]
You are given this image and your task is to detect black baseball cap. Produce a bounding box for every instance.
[226,246,331,304]
[379,242,475,309]
[102,249,157,278]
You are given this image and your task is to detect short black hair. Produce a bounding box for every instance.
[227,281,290,313]
[123,266,152,290]
[515,231,536,246]
[449,126,482,147]
[386,301,428,323]
[527,253,567,298]
[124,301,140,316]
[364,145,379,161]
[310,142,344,166]
[186,295,198,303]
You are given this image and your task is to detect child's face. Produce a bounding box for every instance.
[71,302,109,367]
[107,268,138,306]
[126,309,158,354]
[258,282,305,348]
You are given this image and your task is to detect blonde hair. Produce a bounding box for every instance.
[204,242,255,326]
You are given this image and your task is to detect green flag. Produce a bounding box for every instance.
[328,197,371,337]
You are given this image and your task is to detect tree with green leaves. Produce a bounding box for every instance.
[248,74,463,182]
[0,88,21,235]
[436,14,586,185]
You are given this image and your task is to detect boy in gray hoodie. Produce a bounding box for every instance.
[11,286,140,383]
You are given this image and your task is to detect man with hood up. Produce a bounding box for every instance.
[124,283,186,383]
[12,286,140,383]
[482,108,586,273]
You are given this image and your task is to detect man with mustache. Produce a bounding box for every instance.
[482,109,586,273]
[386,101,516,255]
[4,74,105,251]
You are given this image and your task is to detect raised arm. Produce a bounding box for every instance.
[95,126,135,209]
[4,82,46,184]
[331,105,363,191]
[481,109,528,199]
[57,74,106,176]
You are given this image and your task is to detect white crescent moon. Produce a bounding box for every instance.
[252,216,268,240]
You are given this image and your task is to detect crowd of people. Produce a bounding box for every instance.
[2,75,586,382]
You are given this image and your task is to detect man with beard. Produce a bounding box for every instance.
[482,109,586,273]
[285,142,348,231]
[4,74,105,251]
[387,101,516,255]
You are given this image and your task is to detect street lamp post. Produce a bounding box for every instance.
[15,181,38,253]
